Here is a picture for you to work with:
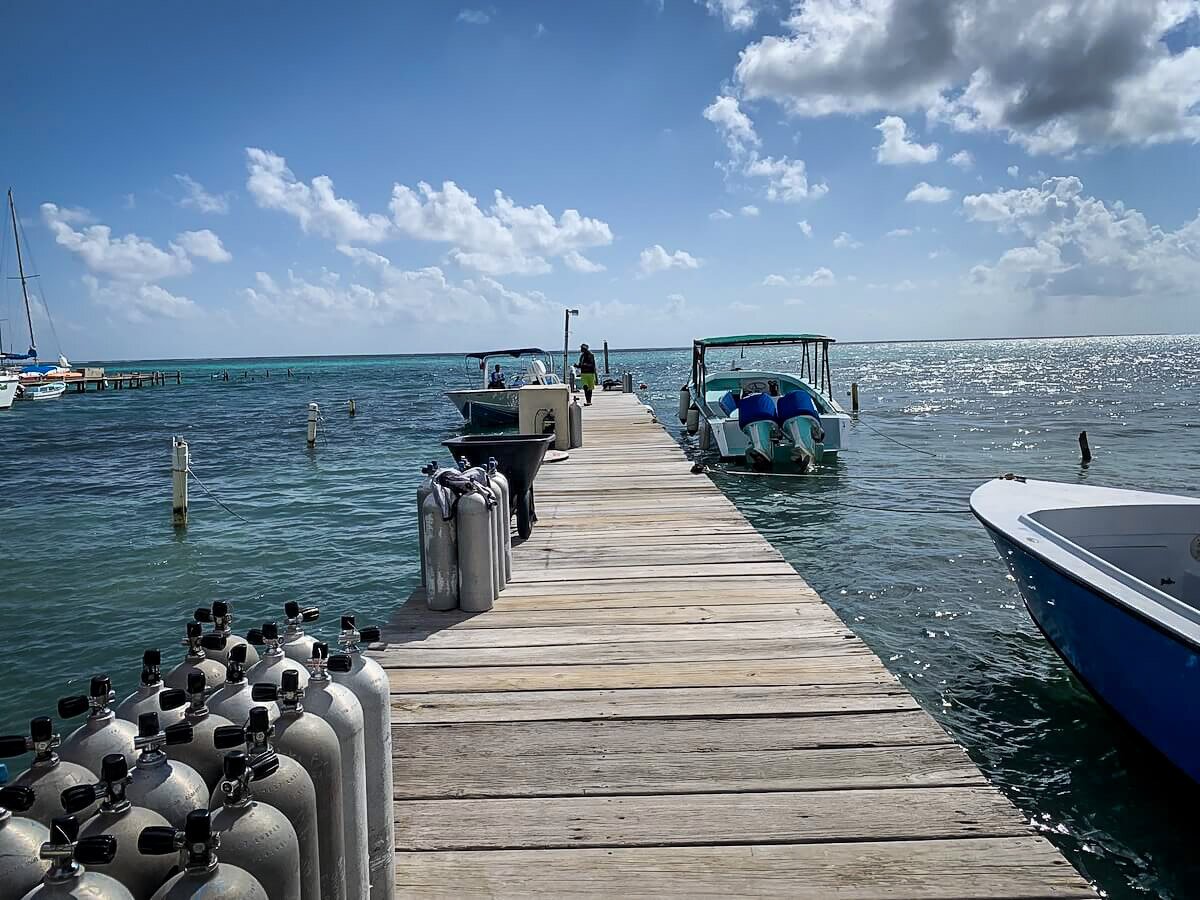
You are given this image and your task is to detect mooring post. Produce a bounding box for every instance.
[1079,430,1092,464]
[603,340,610,374]
[348,399,356,417]
[172,437,189,528]
[307,402,320,447]
[851,382,860,414]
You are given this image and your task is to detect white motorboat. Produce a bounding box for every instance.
[446,348,562,427]
[0,372,17,409]
[17,381,66,401]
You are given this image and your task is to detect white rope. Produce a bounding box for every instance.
[186,465,252,524]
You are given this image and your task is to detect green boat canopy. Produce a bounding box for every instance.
[695,333,834,347]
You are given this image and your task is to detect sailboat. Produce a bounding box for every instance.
[3,188,70,402]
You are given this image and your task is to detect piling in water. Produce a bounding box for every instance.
[172,437,189,528]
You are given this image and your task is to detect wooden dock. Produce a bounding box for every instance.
[378,390,1095,898]
[22,370,182,392]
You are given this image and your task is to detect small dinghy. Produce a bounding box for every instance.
[971,476,1200,781]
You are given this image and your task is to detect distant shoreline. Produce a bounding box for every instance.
[82,331,1190,367]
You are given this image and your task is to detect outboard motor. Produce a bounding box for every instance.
[776,390,825,472]
[212,708,320,900]
[137,809,267,899]
[0,719,98,826]
[0,785,51,898]
[330,616,395,900]
[737,392,778,469]
[157,674,234,790]
[164,624,226,692]
[194,603,259,668]
[63,754,173,899]
[125,715,207,830]
[251,673,346,900]
[304,645,369,898]
[280,603,321,665]
[210,752,308,900]
[206,646,279,726]
[245,624,310,691]
[22,816,132,899]
[58,677,139,775]
[116,652,183,729]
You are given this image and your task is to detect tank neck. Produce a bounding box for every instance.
[136,747,168,768]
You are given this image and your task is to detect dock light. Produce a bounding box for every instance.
[562,308,580,379]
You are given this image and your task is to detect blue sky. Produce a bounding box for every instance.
[3,0,1200,360]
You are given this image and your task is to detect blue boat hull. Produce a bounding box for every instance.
[987,529,1200,782]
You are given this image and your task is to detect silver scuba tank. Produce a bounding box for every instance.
[21,815,133,899]
[137,809,267,900]
[303,645,369,898]
[58,678,138,776]
[63,754,173,900]
[250,674,345,900]
[115,653,182,730]
[456,476,497,613]
[280,603,321,665]
[210,752,305,900]
[0,784,51,899]
[487,458,512,583]
[163,625,226,693]
[211,709,320,900]
[205,646,279,727]
[330,618,395,900]
[192,602,259,669]
[156,675,233,791]
[245,625,309,692]
[124,716,207,831]
[416,461,439,588]
[420,483,459,611]
[2,720,99,827]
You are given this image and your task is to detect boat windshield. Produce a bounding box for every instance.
[692,334,836,401]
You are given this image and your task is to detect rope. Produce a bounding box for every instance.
[854,414,940,458]
[714,470,1012,482]
[186,465,252,524]
[709,469,974,514]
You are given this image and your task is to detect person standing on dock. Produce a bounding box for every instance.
[577,343,597,405]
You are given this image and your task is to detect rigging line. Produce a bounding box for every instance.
[186,465,252,524]
[854,415,940,458]
[14,213,64,357]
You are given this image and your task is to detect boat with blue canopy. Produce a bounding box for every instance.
[686,333,851,469]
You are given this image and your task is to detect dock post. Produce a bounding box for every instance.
[851,382,860,414]
[172,437,189,528]
[603,340,610,374]
[1079,430,1092,464]
[348,399,356,417]
[307,402,319,447]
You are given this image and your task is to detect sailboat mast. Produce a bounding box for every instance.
[8,188,36,354]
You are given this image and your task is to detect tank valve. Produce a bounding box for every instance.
[213,706,276,757]
[196,600,237,636]
[0,717,61,762]
[0,785,36,814]
[247,622,284,656]
[138,650,163,687]
[160,672,212,719]
[58,675,116,720]
[40,815,118,877]
[138,808,218,872]
[134,713,193,761]
[183,621,226,659]
[61,753,133,815]
[252,670,304,712]
[217,749,279,807]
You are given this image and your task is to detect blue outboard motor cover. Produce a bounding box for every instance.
[777,390,820,422]
[718,391,739,416]
[738,392,778,427]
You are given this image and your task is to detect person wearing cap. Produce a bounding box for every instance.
[577,343,597,404]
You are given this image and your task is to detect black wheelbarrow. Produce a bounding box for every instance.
[442,433,554,539]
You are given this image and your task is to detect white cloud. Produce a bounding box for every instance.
[246,148,392,243]
[563,250,606,273]
[833,231,863,249]
[456,8,491,25]
[123,193,137,210]
[799,266,836,287]
[874,116,939,164]
[745,155,828,202]
[703,95,760,155]
[740,205,760,217]
[730,300,760,312]
[734,0,1200,154]
[949,150,975,170]
[637,244,702,277]
[709,208,734,220]
[762,274,790,286]
[964,175,1200,300]
[702,0,763,30]
[175,175,230,215]
[83,276,197,323]
[798,219,813,237]
[906,182,954,204]
[534,22,547,38]
[1007,165,1021,179]
[174,230,232,263]
[886,227,915,237]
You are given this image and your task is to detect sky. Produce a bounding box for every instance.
[3,0,1200,360]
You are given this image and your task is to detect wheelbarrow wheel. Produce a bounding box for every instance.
[516,489,534,539]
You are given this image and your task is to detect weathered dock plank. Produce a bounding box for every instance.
[380,389,1094,897]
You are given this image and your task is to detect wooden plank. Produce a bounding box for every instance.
[505,562,797,583]
[394,837,1095,899]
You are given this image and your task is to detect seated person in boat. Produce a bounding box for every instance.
[488,364,506,388]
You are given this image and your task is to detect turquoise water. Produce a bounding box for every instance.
[2,336,1199,897]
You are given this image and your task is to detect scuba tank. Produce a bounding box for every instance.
[487,458,512,583]
[211,709,320,900]
[58,678,138,775]
[210,752,306,900]
[205,646,278,727]
[245,624,309,691]
[124,716,207,831]
[164,625,226,693]
[1,719,98,827]
[416,461,439,589]
[192,602,258,669]
[115,653,182,729]
[420,474,459,611]
[330,617,395,900]
[137,810,267,900]
[303,645,369,898]
[455,463,497,613]
[0,784,51,899]
[280,603,321,665]
[156,675,233,791]
[21,816,132,899]
[62,755,173,900]
[250,674,345,900]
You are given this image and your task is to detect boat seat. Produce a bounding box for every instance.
[719,391,739,416]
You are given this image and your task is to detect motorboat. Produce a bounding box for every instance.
[686,333,851,469]
[18,381,67,401]
[446,348,562,428]
[971,476,1200,782]
[0,372,17,409]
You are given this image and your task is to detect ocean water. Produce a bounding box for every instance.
[1,335,1198,897]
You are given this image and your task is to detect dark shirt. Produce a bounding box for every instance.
[578,349,597,374]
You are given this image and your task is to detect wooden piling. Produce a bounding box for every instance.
[307,402,319,447]
[851,382,860,413]
[1079,430,1092,463]
[171,437,188,528]
[348,399,356,417]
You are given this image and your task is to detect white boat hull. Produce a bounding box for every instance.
[19,381,66,401]
[0,375,17,409]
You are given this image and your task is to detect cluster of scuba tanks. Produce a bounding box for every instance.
[0,600,395,900]
[418,457,512,614]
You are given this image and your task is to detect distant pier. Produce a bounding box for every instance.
[22,369,183,392]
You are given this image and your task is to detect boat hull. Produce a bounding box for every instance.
[18,382,66,401]
[0,375,17,409]
[446,388,520,426]
[986,527,1200,782]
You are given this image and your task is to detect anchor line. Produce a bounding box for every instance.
[854,415,940,458]
[186,465,252,524]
